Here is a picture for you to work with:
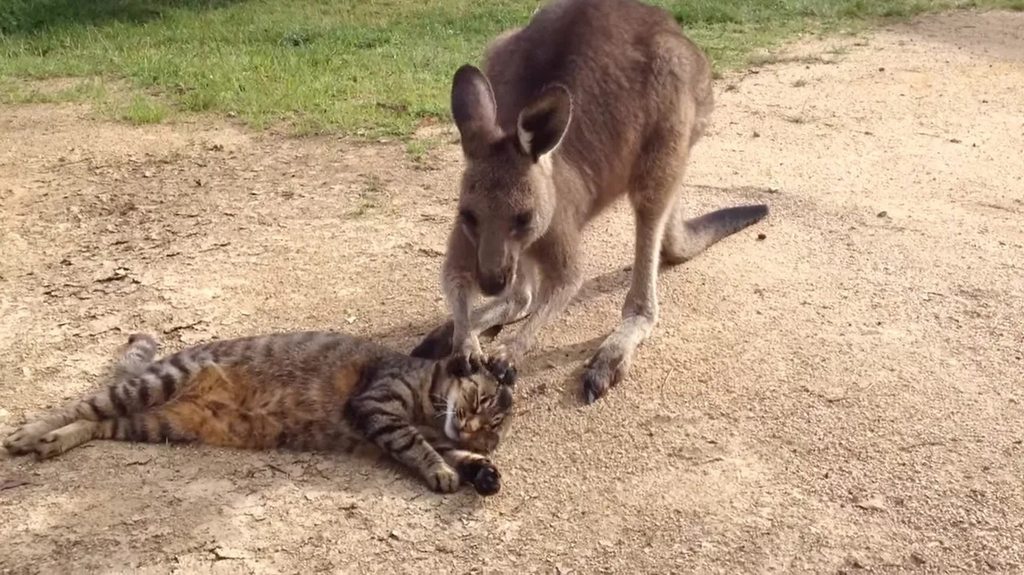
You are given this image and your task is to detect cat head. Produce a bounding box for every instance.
[430,359,515,453]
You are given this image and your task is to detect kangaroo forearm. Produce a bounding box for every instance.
[469,298,526,334]
[502,281,579,358]
[443,272,479,353]
[470,269,536,332]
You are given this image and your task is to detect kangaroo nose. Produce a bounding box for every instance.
[479,272,508,296]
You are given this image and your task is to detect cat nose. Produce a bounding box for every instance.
[481,432,499,453]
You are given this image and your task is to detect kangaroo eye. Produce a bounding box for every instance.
[459,209,477,228]
[513,211,533,231]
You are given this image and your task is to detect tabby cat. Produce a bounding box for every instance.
[2,331,515,495]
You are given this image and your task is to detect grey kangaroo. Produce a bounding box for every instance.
[411,0,768,402]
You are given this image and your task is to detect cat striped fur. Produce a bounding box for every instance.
[3,331,515,495]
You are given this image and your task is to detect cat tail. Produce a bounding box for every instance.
[111,333,160,381]
[77,338,209,420]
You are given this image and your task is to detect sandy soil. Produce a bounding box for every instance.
[1,10,1022,575]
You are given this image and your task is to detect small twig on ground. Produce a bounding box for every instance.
[94,267,130,283]
[696,457,725,466]
[0,479,32,492]
[659,367,676,408]
[198,241,232,253]
[163,320,204,335]
[900,440,948,452]
[265,463,290,475]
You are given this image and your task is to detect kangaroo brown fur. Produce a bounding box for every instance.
[411,0,769,402]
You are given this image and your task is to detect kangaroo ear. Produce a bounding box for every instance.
[516,84,572,161]
[451,65,498,157]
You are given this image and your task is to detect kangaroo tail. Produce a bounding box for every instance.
[662,204,769,265]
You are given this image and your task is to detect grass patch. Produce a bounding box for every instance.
[346,174,388,218]
[0,0,1019,136]
[112,93,171,124]
[405,137,444,165]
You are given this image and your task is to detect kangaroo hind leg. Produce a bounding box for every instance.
[582,191,675,404]
[582,122,690,403]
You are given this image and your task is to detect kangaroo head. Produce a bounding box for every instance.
[449,64,572,296]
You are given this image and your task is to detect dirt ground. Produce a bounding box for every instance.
[1,10,1022,574]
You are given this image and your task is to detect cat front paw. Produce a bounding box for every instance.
[426,463,460,494]
[471,461,502,496]
[457,458,502,496]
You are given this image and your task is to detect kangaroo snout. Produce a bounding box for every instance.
[476,235,516,296]
[478,268,512,296]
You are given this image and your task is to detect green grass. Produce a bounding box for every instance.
[405,137,442,165]
[112,93,171,124]
[1,0,1021,137]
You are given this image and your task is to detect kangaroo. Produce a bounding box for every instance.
[411,0,769,403]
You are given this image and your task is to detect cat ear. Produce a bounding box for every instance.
[497,385,513,411]
[430,361,449,399]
